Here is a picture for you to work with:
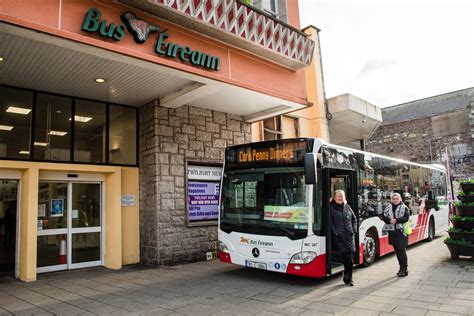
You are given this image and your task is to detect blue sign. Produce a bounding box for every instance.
[51,199,64,217]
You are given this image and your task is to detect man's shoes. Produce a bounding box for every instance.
[397,270,408,277]
[343,276,354,286]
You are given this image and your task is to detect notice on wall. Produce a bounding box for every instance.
[121,194,136,207]
[72,209,79,219]
[38,204,46,217]
[51,199,64,217]
[188,181,219,221]
[188,165,222,181]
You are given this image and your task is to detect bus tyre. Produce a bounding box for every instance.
[363,230,377,267]
[427,218,435,242]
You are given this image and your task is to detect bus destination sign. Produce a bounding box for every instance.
[225,139,312,169]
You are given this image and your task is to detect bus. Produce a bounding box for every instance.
[218,138,449,277]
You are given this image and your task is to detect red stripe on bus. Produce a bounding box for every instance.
[287,254,326,278]
[378,235,394,256]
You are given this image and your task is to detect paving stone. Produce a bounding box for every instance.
[250,293,290,304]
[342,307,380,316]
[306,302,349,313]
[175,303,223,316]
[350,301,397,312]
[425,311,463,316]
[392,306,428,315]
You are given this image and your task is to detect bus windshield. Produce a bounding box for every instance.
[221,167,309,240]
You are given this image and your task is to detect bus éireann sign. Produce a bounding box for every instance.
[81,8,220,71]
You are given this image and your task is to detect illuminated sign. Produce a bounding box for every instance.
[81,8,220,71]
[238,147,294,162]
[225,139,311,169]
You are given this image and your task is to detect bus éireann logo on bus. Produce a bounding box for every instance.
[240,237,250,244]
[240,237,274,247]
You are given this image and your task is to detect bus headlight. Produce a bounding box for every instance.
[218,241,229,254]
[289,251,317,264]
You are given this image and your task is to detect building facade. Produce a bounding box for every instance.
[0,0,315,280]
[367,88,474,181]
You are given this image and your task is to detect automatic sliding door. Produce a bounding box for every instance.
[37,182,68,273]
[37,181,102,273]
[70,183,101,269]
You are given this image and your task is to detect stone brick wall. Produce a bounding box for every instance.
[139,102,252,266]
[367,111,474,180]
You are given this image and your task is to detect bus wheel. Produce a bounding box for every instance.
[426,218,435,242]
[363,230,377,266]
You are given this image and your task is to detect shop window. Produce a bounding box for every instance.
[74,100,106,163]
[34,94,72,161]
[0,86,33,159]
[109,105,137,165]
[263,116,283,140]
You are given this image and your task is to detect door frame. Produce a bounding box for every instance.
[322,168,359,276]
[0,170,22,278]
[36,176,104,273]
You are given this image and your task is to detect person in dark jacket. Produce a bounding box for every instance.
[330,190,357,286]
[382,193,409,277]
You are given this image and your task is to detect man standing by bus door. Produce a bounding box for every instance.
[330,190,357,286]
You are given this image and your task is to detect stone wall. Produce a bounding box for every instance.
[367,110,474,180]
[139,102,252,266]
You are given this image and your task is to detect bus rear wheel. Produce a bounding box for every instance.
[363,230,377,266]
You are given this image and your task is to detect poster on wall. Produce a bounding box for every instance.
[187,164,222,223]
[188,181,220,221]
[51,199,64,217]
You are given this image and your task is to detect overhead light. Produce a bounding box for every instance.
[69,115,92,122]
[34,142,49,147]
[0,57,3,62]
[6,106,31,115]
[0,125,14,131]
[48,131,67,136]
[19,151,29,155]
[95,78,106,83]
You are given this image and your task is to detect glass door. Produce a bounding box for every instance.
[69,183,102,269]
[37,182,102,273]
[37,182,69,273]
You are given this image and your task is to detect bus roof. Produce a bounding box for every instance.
[226,137,446,173]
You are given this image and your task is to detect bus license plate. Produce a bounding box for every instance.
[246,260,267,270]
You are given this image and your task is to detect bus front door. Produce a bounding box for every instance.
[323,168,359,276]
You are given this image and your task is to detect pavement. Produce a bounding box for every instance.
[0,234,473,315]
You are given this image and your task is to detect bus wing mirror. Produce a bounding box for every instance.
[304,153,316,185]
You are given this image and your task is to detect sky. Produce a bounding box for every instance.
[299,0,474,107]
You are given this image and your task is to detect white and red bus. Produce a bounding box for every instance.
[218,138,449,277]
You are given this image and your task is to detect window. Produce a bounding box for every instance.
[34,94,72,161]
[109,105,137,165]
[74,100,106,163]
[0,86,33,159]
[258,0,287,23]
[262,0,278,15]
[263,116,282,140]
[0,85,138,166]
